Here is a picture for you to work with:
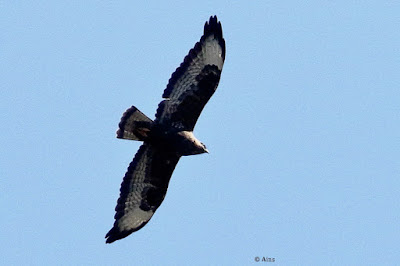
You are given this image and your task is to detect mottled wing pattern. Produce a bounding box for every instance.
[155,16,225,131]
[105,144,180,243]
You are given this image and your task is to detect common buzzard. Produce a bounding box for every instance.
[105,16,225,243]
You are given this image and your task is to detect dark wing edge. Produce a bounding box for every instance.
[105,144,180,243]
[155,64,222,131]
[154,16,226,130]
[162,15,225,99]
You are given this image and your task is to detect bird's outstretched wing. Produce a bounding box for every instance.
[155,16,226,131]
[105,144,180,243]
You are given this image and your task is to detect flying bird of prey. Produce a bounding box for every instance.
[105,16,225,243]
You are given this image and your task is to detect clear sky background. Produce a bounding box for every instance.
[1,1,399,265]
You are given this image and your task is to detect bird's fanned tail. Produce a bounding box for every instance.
[117,106,153,141]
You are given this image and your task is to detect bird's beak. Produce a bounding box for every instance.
[204,149,209,154]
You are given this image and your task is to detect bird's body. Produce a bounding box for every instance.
[106,16,225,243]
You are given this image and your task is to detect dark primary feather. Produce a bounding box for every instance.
[162,16,225,99]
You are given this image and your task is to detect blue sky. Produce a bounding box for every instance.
[1,1,399,265]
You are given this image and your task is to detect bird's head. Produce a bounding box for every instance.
[177,131,209,155]
[189,140,209,155]
[200,142,209,154]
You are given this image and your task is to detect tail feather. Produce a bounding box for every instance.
[117,106,153,141]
